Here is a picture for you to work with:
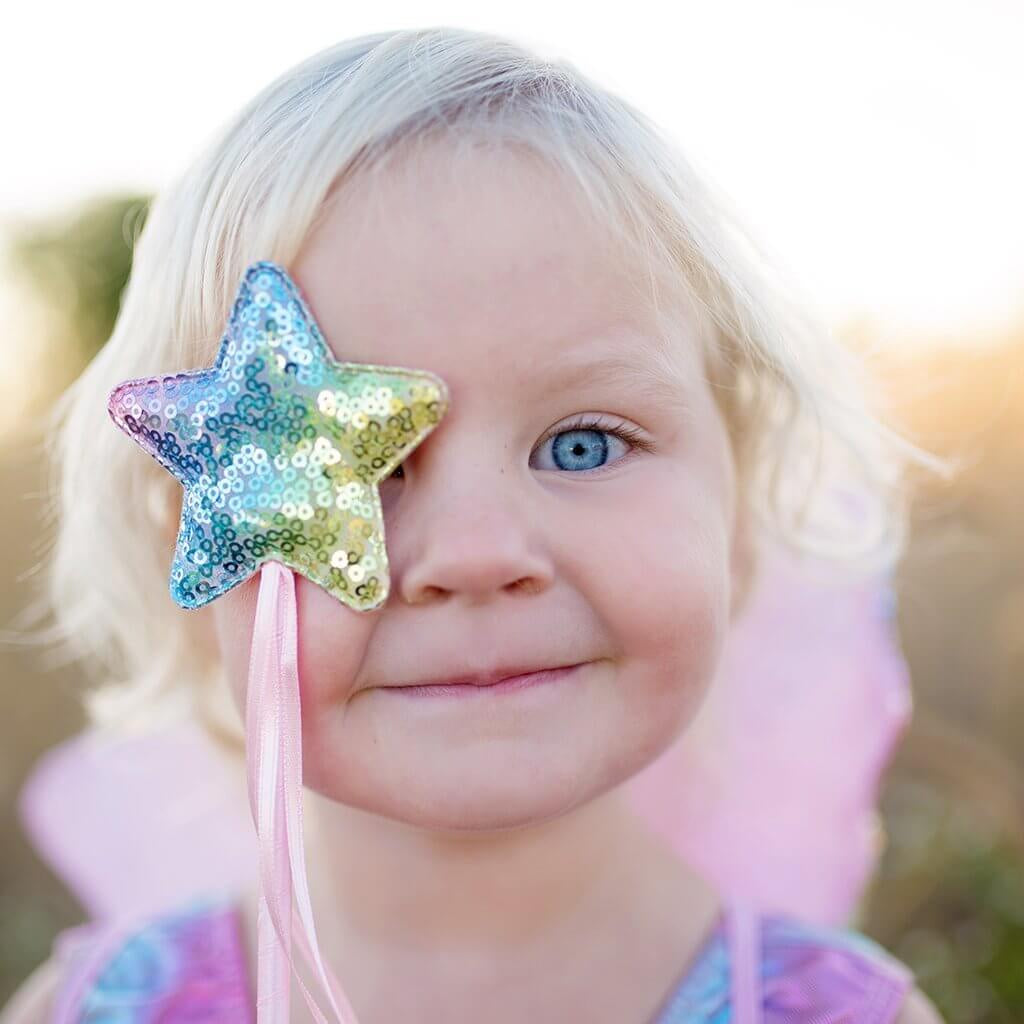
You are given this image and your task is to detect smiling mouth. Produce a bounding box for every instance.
[382,663,587,698]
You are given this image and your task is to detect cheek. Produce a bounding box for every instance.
[623,519,731,773]
[574,468,732,728]
[292,576,377,705]
[633,508,730,670]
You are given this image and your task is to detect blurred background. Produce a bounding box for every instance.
[1,2,1022,1020]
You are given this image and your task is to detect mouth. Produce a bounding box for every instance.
[381,662,588,698]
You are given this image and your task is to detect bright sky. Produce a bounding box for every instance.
[2,0,1023,344]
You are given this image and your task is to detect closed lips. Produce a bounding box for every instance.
[393,662,584,688]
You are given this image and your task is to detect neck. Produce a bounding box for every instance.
[239,786,722,1020]
[304,788,663,949]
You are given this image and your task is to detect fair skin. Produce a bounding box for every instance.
[218,138,741,1023]
[0,138,944,1024]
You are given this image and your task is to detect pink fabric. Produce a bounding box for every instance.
[17,720,256,921]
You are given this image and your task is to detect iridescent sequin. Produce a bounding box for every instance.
[108,261,449,611]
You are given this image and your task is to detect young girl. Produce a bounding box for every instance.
[3,26,949,1024]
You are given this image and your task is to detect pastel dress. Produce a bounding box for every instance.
[46,893,914,1023]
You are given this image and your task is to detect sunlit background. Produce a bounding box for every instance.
[1,2,1023,1020]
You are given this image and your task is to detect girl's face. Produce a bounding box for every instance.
[212,141,745,832]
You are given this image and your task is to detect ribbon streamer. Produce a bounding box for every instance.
[245,559,361,1023]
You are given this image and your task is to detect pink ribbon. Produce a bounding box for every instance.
[245,560,361,1024]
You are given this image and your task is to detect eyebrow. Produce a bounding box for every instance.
[542,350,695,417]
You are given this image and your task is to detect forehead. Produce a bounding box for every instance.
[292,139,705,397]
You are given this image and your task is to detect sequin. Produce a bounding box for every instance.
[108,260,449,612]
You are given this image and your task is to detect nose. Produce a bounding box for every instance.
[390,449,554,608]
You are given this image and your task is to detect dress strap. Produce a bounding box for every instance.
[725,899,762,1024]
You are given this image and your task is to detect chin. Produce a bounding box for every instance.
[308,751,618,834]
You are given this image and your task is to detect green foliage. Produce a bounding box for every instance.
[7,194,151,365]
[864,771,1024,1023]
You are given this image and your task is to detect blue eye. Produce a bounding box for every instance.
[385,417,651,480]
[532,418,653,474]
[551,428,610,471]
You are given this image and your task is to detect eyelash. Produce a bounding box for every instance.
[533,415,655,471]
[386,416,654,480]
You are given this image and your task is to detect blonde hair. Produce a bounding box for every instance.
[29,26,953,737]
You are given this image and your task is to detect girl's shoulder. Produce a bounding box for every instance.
[0,957,64,1024]
[39,895,253,1023]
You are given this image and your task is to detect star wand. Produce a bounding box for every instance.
[108,260,449,612]
[107,260,449,1024]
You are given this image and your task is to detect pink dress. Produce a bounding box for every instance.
[47,893,914,1023]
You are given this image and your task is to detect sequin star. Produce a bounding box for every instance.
[108,260,449,612]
